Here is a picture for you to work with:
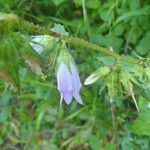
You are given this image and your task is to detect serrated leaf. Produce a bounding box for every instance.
[51,23,69,36]
[136,32,150,56]
[132,110,150,135]
[115,5,150,25]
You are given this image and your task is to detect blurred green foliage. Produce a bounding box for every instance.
[0,0,150,149]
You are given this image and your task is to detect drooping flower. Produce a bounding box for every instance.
[56,61,83,105]
[30,35,53,54]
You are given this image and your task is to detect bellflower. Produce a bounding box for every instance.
[30,35,53,54]
[56,61,83,105]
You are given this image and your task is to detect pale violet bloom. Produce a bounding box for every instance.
[57,61,83,105]
[30,35,53,54]
[30,42,43,54]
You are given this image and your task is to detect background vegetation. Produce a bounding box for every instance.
[0,0,150,149]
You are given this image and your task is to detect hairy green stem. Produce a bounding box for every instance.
[0,12,141,65]
[20,20,140,65]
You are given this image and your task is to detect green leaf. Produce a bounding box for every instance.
[86,0,100,9]
[113,24,125,36]
[51,0,65,6]
[132,109,150,135]
[105,143,115,150]
[51,23,69,36]
[128,0,140,10]
[36,111,44,131]
[89,135,101,150]
[97,56,114,65]
[136,32,150,56]
[114,5,150,25]
[100,9,114,21]
[124,26,142,44]
[0,33,20,91]
[105,33,123,50]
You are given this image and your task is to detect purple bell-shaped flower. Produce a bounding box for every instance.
[56,61,83,105]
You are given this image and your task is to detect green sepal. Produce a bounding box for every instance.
[57,44,73,72]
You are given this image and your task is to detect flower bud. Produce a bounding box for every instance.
[30,35,53,54]
[84,66,110,85]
